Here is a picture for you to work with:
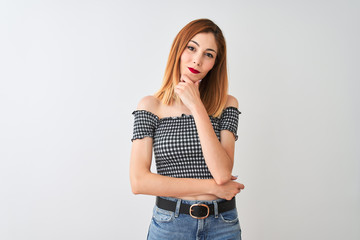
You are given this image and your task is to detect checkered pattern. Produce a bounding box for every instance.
[131,106,241,179]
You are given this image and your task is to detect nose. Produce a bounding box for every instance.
[193,53,202,66]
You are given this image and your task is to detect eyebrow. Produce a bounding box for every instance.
[190,40,217,53]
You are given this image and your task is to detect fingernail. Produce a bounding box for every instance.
[234,175,238,178]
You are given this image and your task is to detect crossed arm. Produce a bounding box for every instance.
[129,94,244,200]
[130,135,242,200]
[191,98,238,185]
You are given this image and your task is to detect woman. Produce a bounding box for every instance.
[130,18,245,240]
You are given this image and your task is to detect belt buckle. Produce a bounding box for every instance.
[189,203,210,219]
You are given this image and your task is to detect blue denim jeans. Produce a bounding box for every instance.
[147,197,242,240]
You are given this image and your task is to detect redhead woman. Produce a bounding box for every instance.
[130,18,245,240]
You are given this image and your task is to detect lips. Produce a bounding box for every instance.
[188,67,200,74]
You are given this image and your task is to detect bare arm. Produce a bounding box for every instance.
[175,77,239,185]
[191,100,237,185]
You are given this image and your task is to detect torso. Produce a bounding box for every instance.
[141,95,237,201]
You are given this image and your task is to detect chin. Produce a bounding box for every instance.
[196,76,205,82]
[190,74,204,81]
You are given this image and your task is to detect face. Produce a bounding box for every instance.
[180,32,218,82]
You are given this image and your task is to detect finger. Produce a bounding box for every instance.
[175,83,185,90]
[176,80,188,86]
[181,74,193,84]
[176,82,186,87]
[174,86,183,94]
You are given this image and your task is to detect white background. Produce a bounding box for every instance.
[1,0,359,239]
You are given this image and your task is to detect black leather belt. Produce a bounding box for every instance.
[156,197,236,219]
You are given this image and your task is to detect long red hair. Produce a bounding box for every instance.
[154,19,228,117]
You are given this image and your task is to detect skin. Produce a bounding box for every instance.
[130,32,245,201]
[179,32,218,83]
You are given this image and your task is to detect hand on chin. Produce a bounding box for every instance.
[180,74,201,85]
[175,74,202,111]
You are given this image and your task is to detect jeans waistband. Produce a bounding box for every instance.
[156,196,236,219]
[158,196,229,205]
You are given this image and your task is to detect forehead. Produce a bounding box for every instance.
[190,32,217,52]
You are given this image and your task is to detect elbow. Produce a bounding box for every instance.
[213,175,232,185]
[131,183,140,195]
[213,169,233,185]
[130,175,143,195]
[130,167,151,195]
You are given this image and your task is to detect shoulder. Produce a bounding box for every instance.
[224,94,239,108]
[136,95,160,113]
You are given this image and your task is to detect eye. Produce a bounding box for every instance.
[205,53,214,58]
[187,46,195,51]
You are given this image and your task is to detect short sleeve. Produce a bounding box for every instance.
[219,107,241,141]
[131,110,159,142]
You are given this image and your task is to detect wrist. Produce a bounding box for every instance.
[207,179,218,195]
[189,100,206,116]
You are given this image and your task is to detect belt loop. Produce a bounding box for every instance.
[213,200,219,218]
[174,198,182,218]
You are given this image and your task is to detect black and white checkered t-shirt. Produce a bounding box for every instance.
[131,106,241,179]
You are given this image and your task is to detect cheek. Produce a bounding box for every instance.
[204,60,216,72]
[198,61,215,79]
[180,51,191,64]
[180,52,190,75]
